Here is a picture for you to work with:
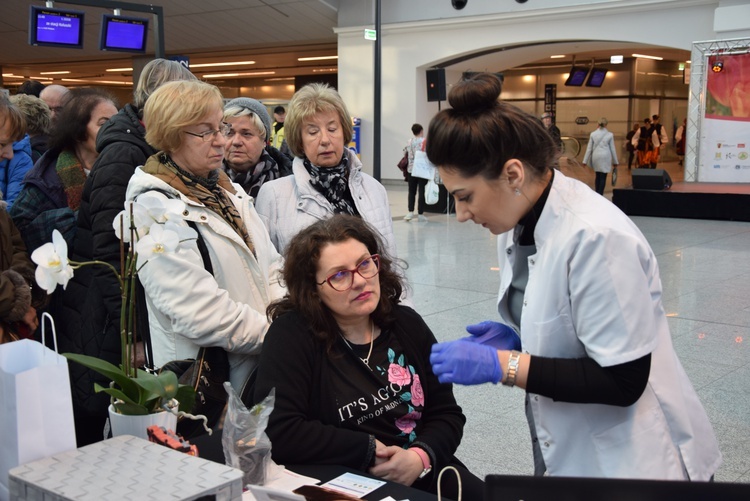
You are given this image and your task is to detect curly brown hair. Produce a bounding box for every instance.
[267,214,403,352]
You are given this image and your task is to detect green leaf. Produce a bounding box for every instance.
[175,385,196,413]
[130,369,179,400]
[64,353,141,402]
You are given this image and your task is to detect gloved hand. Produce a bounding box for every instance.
[461,320,521,351]
[430,340,502,385]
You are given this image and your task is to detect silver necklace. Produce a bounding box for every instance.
[341,320,375,368]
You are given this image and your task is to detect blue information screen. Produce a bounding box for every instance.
[36,11,82,45]
[105,18,147,50]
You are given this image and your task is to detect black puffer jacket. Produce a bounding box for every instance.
[63,103,156,445]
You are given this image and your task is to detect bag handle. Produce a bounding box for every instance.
[437,465,462,501]
[41,311,59,355]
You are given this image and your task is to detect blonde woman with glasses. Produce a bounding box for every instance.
[126,80,285,395]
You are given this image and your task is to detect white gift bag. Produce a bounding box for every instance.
[0,313,76,501]
[411,150,436,180]
[425,179,440,205]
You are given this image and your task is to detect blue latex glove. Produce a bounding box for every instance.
[430,340,502,385]
[461,320,521,351]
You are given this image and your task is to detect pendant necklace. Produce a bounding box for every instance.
[341,320,375,369]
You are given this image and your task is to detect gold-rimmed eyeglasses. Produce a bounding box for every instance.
[183,122,232,142]
[317,254,380,292]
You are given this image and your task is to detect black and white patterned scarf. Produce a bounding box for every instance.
[228,149,280,199]
[305,154,359,216]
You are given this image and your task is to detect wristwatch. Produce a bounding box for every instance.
[503,350,521,387]
[411,447,432,478]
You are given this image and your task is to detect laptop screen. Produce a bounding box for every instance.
[485,474,750,501]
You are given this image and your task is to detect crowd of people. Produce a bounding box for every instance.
[0,69,718,494]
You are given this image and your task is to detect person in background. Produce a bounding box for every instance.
[403,123,427,222]
[540,112,562,152]
[17,80,45,98]
[64,59,196,446]
[425,72,721,480]
[0,117,34,209]
[222,97,292,199]
[582,117,618,196]
[39,84,70,122]
[271,105,292,160]
[0,94,40,344]
[9,94,52,163]
[631,117,657,169]
[254,214,483,499]
[650,114,669,169]
[129,79,285,396]
[675,117,687,166]
[625,122,639,171]
[10,88,118,252]
[255,83,397,259]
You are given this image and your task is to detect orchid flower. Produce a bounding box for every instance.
[113,201,151,243]
[137,193,186,224]
[135,223,180,267]
[31,229,74,293]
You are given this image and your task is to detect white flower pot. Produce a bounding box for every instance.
[108,404,178,440]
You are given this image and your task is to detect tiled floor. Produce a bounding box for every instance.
[383,161,750,482]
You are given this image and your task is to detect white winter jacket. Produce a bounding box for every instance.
[255,149,397,258]
[126,166,286,390]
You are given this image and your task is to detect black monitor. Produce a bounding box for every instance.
[28,5,85,49]
[485,474,750,501]
[586,68,608,87]
[564,66,589,86]
[99,14,149,53]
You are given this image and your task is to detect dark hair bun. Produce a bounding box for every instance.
[448,73,502,113]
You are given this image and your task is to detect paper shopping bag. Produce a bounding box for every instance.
[0,315,76,501]
[411,150,436,180]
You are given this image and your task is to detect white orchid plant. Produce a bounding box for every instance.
[31,194,200,418]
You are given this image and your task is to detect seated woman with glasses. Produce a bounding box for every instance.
[127,79,286,392]
[253,214,483,499]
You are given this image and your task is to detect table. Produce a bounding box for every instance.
[192,432,445,500]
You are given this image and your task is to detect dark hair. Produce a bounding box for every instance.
[426,72,557,181]
[652,114,659,121]
[17,80,46,98]
[273,105,285,114]
[411,123,423,135]
[267,214,403,352]
[48,88,117,153]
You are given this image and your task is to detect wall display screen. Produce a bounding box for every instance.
[28,6,85,49]
[564,66,589,86]
[99,14,149,53]
[586,68,608,87]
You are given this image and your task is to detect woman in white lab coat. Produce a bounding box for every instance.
[426,73,721,480]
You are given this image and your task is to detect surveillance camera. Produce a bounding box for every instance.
[516,0,528,3]
[451,0,467,10]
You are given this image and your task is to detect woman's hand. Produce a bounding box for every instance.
[372,439,391,466]
[368,446,423,486]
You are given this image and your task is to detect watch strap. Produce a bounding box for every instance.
[410,447,432,478]
[503,350,521,387]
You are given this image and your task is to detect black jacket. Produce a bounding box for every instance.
[64,104,156,438]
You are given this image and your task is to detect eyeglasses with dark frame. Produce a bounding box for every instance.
[317,254,380,292]
[183,122,232,142]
